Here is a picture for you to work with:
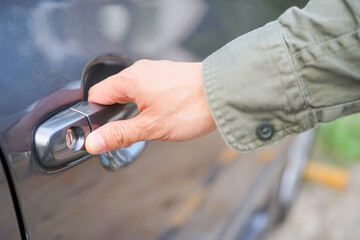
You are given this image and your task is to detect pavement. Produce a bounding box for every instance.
[265,163,360,240]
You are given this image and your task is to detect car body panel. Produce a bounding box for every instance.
[0,0,308,239]
[0,155,21,240]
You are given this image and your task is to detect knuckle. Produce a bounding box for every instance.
[137,116,165,141]
[134,59,154,72]
[119,68,138,86]
[109,72,138,101]
[118,68,133,80]
[135,59,149,67]
[108,76,120,90]
[107,123,129,149]
[137,118,152,132]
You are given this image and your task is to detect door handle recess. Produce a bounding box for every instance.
[33,101,146,172]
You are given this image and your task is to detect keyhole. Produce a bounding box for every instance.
[66,127,85,151]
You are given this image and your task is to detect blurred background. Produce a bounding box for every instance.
[266,114,360,240]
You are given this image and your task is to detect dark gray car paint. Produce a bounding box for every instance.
[0,0,308,239]
[0,155,21,239]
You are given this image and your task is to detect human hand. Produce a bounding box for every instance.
[85,60,216,154]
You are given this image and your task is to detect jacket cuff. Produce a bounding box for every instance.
[202,21,313,152]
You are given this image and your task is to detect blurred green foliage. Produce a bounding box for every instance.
[316,114,360,165]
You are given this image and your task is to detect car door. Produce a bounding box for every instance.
[0,154,21,239]
[0,0,308,239]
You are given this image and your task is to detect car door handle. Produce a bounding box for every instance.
[33,101,146,173]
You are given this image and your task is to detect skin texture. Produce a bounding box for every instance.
[85,60,216,154]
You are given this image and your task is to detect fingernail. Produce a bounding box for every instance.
[86,133,105,154]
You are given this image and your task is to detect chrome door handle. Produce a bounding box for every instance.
[99,141,147,171]
[33,101,146,172]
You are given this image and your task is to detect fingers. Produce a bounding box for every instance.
[85,115,147,155]
[87,72,135,105]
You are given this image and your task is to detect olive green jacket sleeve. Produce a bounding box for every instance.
[202,0,360,152]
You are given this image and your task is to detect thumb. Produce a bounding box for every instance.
[85,116,146,154]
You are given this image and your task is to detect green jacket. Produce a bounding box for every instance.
[202,0,360,152]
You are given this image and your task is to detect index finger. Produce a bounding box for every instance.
[88,72,135,105]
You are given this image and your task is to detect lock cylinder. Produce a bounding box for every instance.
[66,126,86,151]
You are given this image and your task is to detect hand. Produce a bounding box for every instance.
[85,60,216,154]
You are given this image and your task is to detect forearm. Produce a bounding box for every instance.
[202,0,360,152]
